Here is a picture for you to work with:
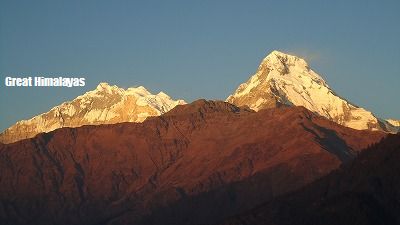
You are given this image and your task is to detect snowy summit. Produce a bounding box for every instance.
[227,50,399,132]
[0,83,186,144]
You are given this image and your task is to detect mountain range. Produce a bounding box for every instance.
[1,51,398,145]
[0,50,399,225]
[0,83,185,143]
[0,100,385,225]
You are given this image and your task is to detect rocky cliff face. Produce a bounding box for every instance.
[0,100,385,225]
[0,82,186,144]
[227,50,399,132]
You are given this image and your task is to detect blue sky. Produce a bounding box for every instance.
[1,0,399,131]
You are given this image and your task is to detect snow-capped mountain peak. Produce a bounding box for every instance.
[0,83,186,144]
[227,50,399,132]
[95,82,122,93]
[261,50,309,71]
[259,50,326,85]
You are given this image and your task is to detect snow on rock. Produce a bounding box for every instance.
[0,83,186,144]
[384,119,400,132]
[386,119,400,127]
[227,50,398,132]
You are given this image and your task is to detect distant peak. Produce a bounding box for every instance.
[96,82,110,89]
[157,91,170,99]
[126,85,148,91]
[267,50,302,60]
[126,86,151,96]
[95,82,120,93]
[136,85,147,91]
[270,50,290,56]
[94,83,153,96]
[260,50,309,73]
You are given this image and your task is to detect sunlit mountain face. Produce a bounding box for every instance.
[0,82,186,144]
[227,51,399,133]
[0,51,398,225]
[0,100,385,225]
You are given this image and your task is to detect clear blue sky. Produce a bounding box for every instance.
[1,0,399,131]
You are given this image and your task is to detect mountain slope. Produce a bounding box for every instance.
[0,82,186,144]
[227,50,399,132]
[220,133,400,225]
[0,100,385,225]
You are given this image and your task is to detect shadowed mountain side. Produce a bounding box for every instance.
[0,100,385,225]
[219,134,400,225]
